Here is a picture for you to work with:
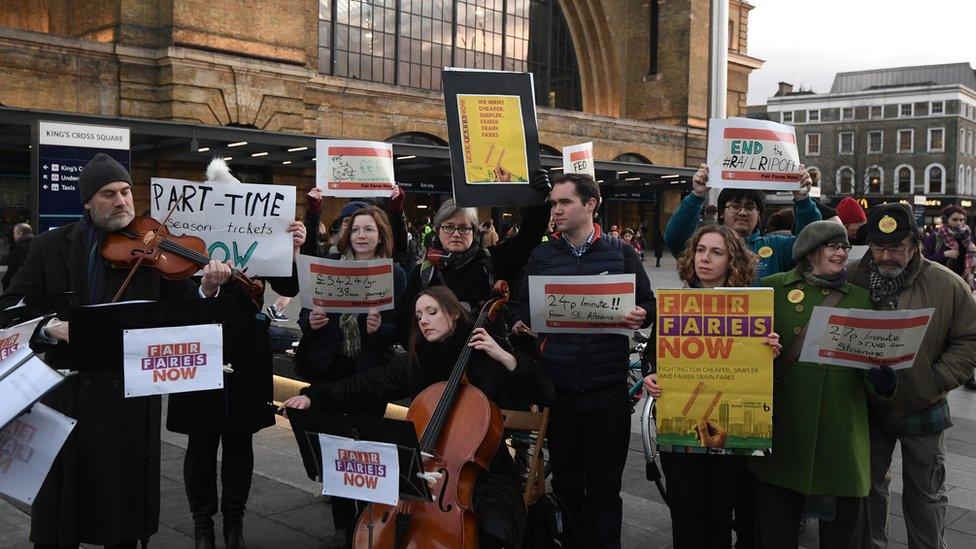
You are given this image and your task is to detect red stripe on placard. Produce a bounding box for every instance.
[314,297,394,308]
[327,182,395,189]
[310,264,392,276]
[721,171,800,182]
[827,315,930,329]
[544,282,634,295]
[723,128,796,143]
[327,147,394,157]
[546,321,628,328]
[818,349,916,365]
[569,150,592,161]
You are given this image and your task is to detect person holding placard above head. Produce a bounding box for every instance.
[164,158,306,549]
[293,204,406,544]
[514,173,654,549]
[846,204,976,549]
[643,224,781,549]
[283,286,554,549]
[0,153,232,549]
[665,164,821,279]
[748,221,890,548]
[397,168,551,343]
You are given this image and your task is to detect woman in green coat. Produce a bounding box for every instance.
[752,221,896,548]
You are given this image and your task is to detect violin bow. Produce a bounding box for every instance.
[110,192,186,303]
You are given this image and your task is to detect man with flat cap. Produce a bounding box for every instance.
[0,153,232,549]
[847,203,976,548]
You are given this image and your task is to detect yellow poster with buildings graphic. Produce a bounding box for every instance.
[456,94,529,184]
[655,288,774,454]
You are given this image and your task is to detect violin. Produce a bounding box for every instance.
[100,216,264,307]
[353,281,511,549]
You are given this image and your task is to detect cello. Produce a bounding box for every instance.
[353,282,510,549]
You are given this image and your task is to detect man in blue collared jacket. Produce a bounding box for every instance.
[664,164,819,278]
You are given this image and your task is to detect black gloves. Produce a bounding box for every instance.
[530,169,551,193]
[868,365,897,397]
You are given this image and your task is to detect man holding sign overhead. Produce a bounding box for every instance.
[847,204,976,548]
[516,173,654,549]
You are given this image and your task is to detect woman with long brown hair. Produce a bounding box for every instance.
[644,224,780,548]
[284,286,554,548]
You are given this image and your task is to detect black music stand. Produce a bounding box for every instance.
[283,407,432,503]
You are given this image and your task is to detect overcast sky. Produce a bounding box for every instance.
[745,0,974,105]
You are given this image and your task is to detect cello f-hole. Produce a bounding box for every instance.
[437,468,452,513]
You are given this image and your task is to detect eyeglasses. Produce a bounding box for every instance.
[725,202,759,213]
[824,243,852,253]
[439,225,473,235]
[868,242,911,254]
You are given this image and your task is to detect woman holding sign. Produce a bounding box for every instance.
[294,204,406,541]
[643,224,780,549]
[283,286,554,549]
[751,221,895,548]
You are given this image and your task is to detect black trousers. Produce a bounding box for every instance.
[660,453,757,548]
[183,429,255,530]
[35,543,136,549]
[547,386,631,549]
[756,481,863,548]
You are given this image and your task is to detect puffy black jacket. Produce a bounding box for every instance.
[517,226,655,394]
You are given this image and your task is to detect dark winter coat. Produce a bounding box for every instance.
[516,225,656,394]
[1,235,31,290]
[167,265,299,435]
[0,221,202,546]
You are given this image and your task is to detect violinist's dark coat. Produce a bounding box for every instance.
[0,221,201,546]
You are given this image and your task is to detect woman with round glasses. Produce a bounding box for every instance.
[398,172,551,342]
[751,220,895,547]
[665,165,821,279]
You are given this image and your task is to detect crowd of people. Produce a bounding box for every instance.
[2,153,976,549]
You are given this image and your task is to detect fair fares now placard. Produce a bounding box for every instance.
[655,289,774,454]
[707,117,801,191]
[528,274,636,336]
[0,356,64,432]
[316,140,396,198]
[562,142,595,178]
[0,317,44,378]
[122,324,224,398]
[799,307,935,370]
[150,178,297,277]
[297,255,395,313]
[0,403,75,505]
[319,434,400,505]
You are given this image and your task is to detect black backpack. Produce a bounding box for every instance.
[523,493,579,548]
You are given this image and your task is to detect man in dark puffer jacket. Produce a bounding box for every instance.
[516,173,655,549]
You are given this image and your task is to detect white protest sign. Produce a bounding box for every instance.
[0,316,44,378]
[122,324,223,398]
[316,140,396,198]
[707,117,801,191]
[319,433,400,506]
[562,142,595,178]
[799,307,935,370]
[297,255,395,313]
[0,403,75,505]
[0,356,64,431]
[528,274,636,336]
[150,178,296,277]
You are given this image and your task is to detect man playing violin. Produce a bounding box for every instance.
[0,153,232,549]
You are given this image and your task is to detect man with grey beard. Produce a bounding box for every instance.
[847,203,976,548]
[0,153,231,549]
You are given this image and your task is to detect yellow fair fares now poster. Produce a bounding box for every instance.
[456,94,529,184]
[655,288,774,454]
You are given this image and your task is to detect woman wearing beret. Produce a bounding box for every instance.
[752,221,896,548]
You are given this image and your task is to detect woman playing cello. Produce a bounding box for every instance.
[282,286,554,548]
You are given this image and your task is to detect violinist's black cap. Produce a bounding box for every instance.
[80,153,131,204]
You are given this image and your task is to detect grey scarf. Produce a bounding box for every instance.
[339,250,362,359]
[867,258,911,304]
[801,268,847,289]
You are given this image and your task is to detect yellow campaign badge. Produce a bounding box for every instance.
[787,289,805,304]
[758,246,774,259]
[879,215,898,234]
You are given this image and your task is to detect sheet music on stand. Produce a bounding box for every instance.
[282,406,432,503]
[0,352,65,431]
